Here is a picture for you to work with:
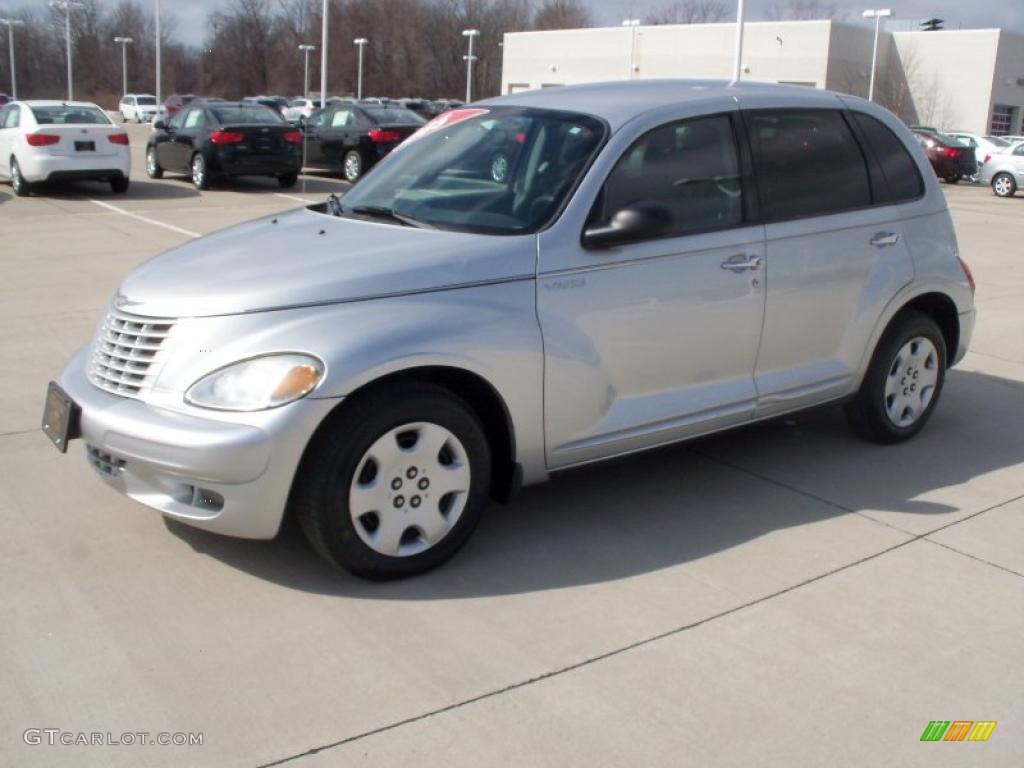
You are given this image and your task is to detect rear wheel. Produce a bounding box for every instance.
[146,146,163,179]
[110,175,130,194]
[845,311,947,444]
[10,158,31,197]
[342,150,363,183]
[277,172,298,189]
[191,153,211,190]
[944,174,960,184]
[293,383,491,579]
[992,172,1017,198]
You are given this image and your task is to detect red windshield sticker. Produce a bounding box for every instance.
[397,108,491,149]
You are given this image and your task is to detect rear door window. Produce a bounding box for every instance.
[2,105,19,129]
[747,109,872,221]
[183,109,204,129]
[594,115,743,238]
[851,113,924,202]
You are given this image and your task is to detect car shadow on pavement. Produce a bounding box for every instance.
[38,178,200,201]
[165,367,1024,598]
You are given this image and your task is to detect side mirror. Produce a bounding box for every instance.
[153,119,166,131]
[582,202,674,249]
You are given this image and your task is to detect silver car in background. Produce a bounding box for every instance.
[979,141,1024,197]
[44,80,976,579]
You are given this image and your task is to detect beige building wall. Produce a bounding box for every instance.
[501,22,1024,137]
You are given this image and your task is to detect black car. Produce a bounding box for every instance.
[912,130,978,184]
[146,101,303,190]
[302,103,426,182]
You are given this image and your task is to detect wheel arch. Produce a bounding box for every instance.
[891,292,960,368]
[295,365,519,506]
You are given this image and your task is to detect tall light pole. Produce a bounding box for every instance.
[319,0,328,108]
[155,0,161,103]
[863,8,892,102]
[114,36,133,97]
[0,18,25,99]
[50,1,84,101]
[462,29,479,103]
[298,44,315,98]
[353,38,367,100]
[731,0,746,84]
[622,19,640,79]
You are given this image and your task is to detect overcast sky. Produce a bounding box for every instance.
[127,0,1024,45]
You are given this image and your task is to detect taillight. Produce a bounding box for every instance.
[368,128,401,143]
[107,133,130,146]
[934,146,947,156]
[947,148,960,158]
[26,133,60,147]
[209,130,245,145]
[283,130,303,144]
[958,254,976,296]
[983,154,991,166]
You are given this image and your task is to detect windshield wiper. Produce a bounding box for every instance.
[346,204,433,229]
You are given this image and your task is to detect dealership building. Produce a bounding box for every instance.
[500,20,1024,137]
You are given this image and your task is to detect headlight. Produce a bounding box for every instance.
[185,353,324,411]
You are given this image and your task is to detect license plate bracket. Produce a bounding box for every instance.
[75,141,95,152]
[42,381,81,453]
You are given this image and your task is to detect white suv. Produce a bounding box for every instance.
[118,94,159,123]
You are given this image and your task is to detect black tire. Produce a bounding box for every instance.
[191,153,211,190]
[992,172,1017,198]
[277,172,298,189]
[110,175,130,194]
[342,150,363,183]
[944,174,960,184]
[146,146,163,179]
[10,158,31,197]
[845,310,947,444]
[292,382,492,580]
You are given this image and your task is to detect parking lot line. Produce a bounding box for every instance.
[274,192,318,204]
[86,198,200,238]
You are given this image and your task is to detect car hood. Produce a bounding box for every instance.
[117,207,537,318]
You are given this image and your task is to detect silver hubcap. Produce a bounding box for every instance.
[995,176,1013,196]
[885,337,939,427]
[349,422,471,557]
[192,157,204,185]
[344,154,360,180]
[147,150,157,174]
[491,154,508,182]
[12,162,20,186]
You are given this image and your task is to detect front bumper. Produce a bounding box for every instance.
[58,347,340,539]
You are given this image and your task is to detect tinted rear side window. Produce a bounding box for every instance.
[747,109,871,221]
[853,113,924,202]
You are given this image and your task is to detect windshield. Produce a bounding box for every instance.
[363,107,426,126]
[30,105,111,125]
[335,107,606,235]
[211,105,285,125]
[137,96,157,106]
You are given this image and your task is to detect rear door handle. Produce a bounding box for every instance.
[721,254,763,272]
[871,232,900,248]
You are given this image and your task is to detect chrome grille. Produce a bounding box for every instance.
[88,308,176,398]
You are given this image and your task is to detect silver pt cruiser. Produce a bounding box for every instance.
[44,81,976,579]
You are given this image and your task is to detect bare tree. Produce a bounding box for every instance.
[533,0,592,30]
[650,1,729,24]
[765,1,840,20]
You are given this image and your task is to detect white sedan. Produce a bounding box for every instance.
[283,98,317,124]
[0,100,131,196]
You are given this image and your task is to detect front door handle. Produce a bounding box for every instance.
[871,232,901,248]
[721,254,763,272]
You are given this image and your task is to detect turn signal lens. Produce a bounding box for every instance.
[26,133,60,147]
[108,133,130,145]
[283,130,303,144]
[209,130,245,145]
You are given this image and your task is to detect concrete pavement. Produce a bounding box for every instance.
[0,138,1021,767]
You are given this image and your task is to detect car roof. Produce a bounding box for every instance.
[478,79,843,131]
[15,100,103,107]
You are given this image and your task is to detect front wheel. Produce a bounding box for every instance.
[992,172,1017,198]
[191,153,211,190]
[342,150,363,183]
[293,383,492,579]
[845,311,947,444]
[146,146,163,179]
